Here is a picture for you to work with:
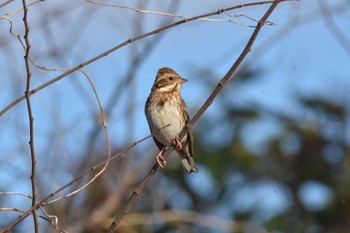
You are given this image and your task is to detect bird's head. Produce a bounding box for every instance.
[152,67,187,92]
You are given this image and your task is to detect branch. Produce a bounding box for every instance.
[86,0,275,27]
[0,0,43,18]
[0,192,32,199]
[106,0,284,232]
[0,207,66,232]
[0,0,13,8]
[0,0,278,118]
[21,0,39,232]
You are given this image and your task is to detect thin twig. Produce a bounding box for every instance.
[22,0,39,232]
[86,0,274,27]
[0,206,67,232]
[0,192,32,199]
[1,0,43,18]
[40,207,68,233]
[0,0,13,8]
[106,0,284,232]
[0,0,278,118]
[0,208,46,221]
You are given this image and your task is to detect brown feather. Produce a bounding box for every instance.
[145,67,198,173]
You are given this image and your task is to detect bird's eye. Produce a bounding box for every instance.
[168,76,174,80]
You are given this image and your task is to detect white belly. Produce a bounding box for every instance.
[147,101,186,146]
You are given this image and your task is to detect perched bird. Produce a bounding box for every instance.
[145,67,198,173]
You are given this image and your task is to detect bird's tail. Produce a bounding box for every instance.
[181,156,198,173]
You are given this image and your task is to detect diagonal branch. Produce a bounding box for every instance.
[0,0,279,118]
[1,0,43,18]
[106,0,284,232]
[0,0,13,8]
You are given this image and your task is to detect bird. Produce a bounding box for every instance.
[145,67,198,173]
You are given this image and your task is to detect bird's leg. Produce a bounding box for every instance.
[174,136,182,150]
[156,147,166,168]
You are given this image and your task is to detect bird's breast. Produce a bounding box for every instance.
[147,100,186,146]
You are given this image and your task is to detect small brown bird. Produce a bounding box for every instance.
[145,67,198,173]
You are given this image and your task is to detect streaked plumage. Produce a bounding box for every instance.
[145,67,198,173]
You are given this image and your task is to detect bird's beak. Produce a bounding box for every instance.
[178,77,187,83]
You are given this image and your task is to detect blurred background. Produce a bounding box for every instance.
[0,0,350,232]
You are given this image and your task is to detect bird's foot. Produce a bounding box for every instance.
[156,149,166,168]
[174,136,182,150]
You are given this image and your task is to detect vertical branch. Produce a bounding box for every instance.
[22,0,39,232]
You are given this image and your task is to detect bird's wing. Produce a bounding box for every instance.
[184,107,194,157]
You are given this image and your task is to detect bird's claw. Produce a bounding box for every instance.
[174,136,182,150]
[156,149,166,168]
[156,155,167,168]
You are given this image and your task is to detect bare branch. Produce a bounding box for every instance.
[86,0,276,27]
[0,0,13,8]
[222,9,275,27]
[106,0,284,232]
[0,192,32,199]
[40,207,68,233]
[0,207,66,232]
[21,0,39,231]
[1,0,43,18]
